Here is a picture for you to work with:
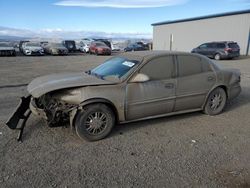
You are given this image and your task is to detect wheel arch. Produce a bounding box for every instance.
[202,85,228,109]
[70,98,119,128]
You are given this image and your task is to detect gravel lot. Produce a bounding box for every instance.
[0,54,250,188]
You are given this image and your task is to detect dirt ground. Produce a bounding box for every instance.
[0,54,250,188]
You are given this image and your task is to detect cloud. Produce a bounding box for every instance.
[0,26,152,39]
[54,0,188,8]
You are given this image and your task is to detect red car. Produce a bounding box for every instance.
[89,42,111,55]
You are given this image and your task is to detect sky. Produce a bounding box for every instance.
[0,0,249,39]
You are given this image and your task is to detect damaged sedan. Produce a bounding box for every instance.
[6,51,241,141]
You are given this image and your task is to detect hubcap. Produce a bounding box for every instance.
[215,54,220,60]
[210,93,222,110]
[85,112,107,135]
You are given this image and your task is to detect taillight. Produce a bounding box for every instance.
[224,48,232,52]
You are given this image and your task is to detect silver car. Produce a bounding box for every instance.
[6,51,241,141]
[23,42,44,56]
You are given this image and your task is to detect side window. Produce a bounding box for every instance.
[207,43,214,48]
[140,56,174,80]
[200,44,207,48]
[178,55,212,77]
[216,43,226,48]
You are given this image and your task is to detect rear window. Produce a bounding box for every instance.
[228,43,239,48]
[177,55,212,77]
[140,56,174,80]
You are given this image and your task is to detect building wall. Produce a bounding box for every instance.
[153,13,250,55]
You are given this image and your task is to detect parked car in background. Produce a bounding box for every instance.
[81,38,94,44]
[79,42,90,53]
[43,43,68,55]
[89,41,111,55]
[124,43,147,52]
[191,41,240,60]
[19,40,30,54]
[111,42,121,51]
[94,39,112,48]
[0,42,16,56]
[22,42,44,56]
[6,51,241,141]
[40,41,49,48]
[136,41,149,50]
[62,40,76,52]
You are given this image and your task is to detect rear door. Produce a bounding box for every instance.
[126,55,176,120]
[175,55,216,111]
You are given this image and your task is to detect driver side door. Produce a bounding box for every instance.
[125,55,176,120]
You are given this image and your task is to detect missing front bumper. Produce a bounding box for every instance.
[6,96,32,141]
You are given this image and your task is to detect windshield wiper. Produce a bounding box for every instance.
[89,71,104,80]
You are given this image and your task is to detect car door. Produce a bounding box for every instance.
[174,54,216,111]
[126,55,176,120]
[206,43,216,58]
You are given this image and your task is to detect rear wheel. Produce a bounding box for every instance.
[214,53,221,60]
[204,87,227,115]
[75,104,115,141]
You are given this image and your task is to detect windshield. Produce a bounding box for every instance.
[0,42,12,47]
[96,43,106,47]
[90,57,139,81]
[26,42,40,47]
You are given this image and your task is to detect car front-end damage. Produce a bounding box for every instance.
[6,91,78,141]
[30,93,77,126]
[5,71,116,141]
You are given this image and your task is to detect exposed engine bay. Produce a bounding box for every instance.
[35,93,76,127]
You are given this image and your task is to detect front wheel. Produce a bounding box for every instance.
[204,87,227,115]
[75,104,115,141]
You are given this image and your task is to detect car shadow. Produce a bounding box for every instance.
[111,111,203,138]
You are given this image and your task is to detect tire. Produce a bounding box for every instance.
[204,87,227,115]
[214,53,221,60]
[75,104,115,141]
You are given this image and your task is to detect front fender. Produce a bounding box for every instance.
[69,98,120,128]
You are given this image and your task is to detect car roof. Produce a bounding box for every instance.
[207,41,237,44]
[119,50,195,62]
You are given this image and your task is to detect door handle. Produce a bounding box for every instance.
[207,76,215,81]
[165,83,174,89]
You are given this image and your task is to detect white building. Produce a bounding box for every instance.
[152,10,250,55]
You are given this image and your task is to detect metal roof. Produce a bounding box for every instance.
[152,9,250,26]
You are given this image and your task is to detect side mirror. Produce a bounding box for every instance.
[130,73,150,83]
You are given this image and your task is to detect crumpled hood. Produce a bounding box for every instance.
[27,72,115,98]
